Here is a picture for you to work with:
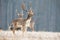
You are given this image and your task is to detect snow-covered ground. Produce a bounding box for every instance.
[0,31,60,40]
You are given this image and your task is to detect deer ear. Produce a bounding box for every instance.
[27,12,29,14]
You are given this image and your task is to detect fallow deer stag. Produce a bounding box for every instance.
[9,8,35,34]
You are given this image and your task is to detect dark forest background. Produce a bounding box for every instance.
[0,0,60,32]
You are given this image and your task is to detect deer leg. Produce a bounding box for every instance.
[12,23,17,34]
[30,22,35,31]
[25,26,27,32]
[30,26,34,31]
[13,27,15,34]
[22,25,25,33]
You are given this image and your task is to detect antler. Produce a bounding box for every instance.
[16,9,20,16]
[16,9,24,18]
[21,2,25,10]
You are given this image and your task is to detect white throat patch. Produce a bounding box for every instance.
[25,18,31,27]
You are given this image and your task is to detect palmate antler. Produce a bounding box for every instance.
[16,9,19,16]
[21,2,26,10]
[16,9,23,18]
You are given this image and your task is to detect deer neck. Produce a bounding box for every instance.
[25,17,32,27]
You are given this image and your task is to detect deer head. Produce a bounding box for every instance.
[28,1,33,16]
[27,8,34,19]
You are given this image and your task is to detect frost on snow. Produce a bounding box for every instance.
[0,31,60,40]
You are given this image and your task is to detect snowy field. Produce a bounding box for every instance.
[0,31,60,40]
